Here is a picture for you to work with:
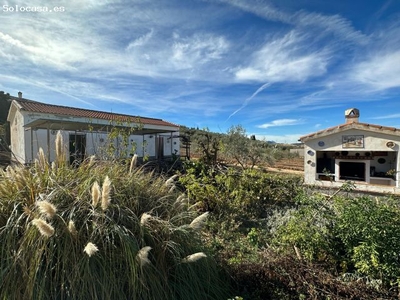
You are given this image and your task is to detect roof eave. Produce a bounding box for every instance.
[300,122,400,142]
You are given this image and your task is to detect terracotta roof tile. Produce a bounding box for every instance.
[12,97,179,128]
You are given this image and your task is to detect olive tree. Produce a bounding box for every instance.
[223,125,274,169]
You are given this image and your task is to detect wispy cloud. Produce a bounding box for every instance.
[126,29,154,50]
[235,30,329,83]
[257,119,304,129]
[227,82,271,120]
[372,113,400,120]
[352,51,400,90]
[171,33,230,69]
[220,0,367,44]
[293,11,368,45]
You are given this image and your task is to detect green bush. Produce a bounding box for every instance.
[0,134,228,299]
[271,190,400,287]
[334,196,400,283]
[180,162,303,219]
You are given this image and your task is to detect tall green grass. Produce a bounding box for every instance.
[0,132,228,299]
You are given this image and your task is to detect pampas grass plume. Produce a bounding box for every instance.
[34,159,39,170]
[38,147,47,168]
[32,218,55,237]
[173,194,187,209]
[84,242,98,257]
[101,176,111,211]
[137,246,152,266]
[182,252,207,263]
[189,212,209,231]
[91,181,101,207]
[175,194,186,203]
[129,154,138,173]
[36,200,57,219]
[140,213,152,226]
[5,165,16,179]
[165,174,178,187]
[168,185,176,193]
[55,131,63,161]
[88,155,96,167]
[68,220,78,236]
[23,206,32,217]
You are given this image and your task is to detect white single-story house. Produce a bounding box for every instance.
[7,93,180,164]
[299,108,400,194]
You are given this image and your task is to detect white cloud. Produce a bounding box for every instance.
[352,51,400,90]
[235,30,329,83]
[257,119,303,129]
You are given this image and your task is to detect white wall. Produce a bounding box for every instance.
[25,129,68,163]
[9,110,26,163]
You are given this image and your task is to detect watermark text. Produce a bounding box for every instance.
[3,5,65,13]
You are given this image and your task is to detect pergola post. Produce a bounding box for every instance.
[30,128,33,163]
[47,125,50,162]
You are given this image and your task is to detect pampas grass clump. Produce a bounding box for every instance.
[0,134,228,300]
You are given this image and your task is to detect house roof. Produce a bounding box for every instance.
[299,121,400,142]
[10,96,179,129]
[10,97,179,127]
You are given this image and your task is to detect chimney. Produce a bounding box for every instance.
[345,108,359,123]
[18,91,22,99]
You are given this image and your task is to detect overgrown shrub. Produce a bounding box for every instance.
[180,161,304,270]
[180,161,303,219]
[271,190,400,289]
[334,196,400,284]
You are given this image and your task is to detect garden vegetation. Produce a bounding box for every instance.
[1,127,400,299]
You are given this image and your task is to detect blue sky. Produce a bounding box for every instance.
[1,0,400,143]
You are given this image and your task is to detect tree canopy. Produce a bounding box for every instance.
[0,91,11,146]
[0,91,11,123]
